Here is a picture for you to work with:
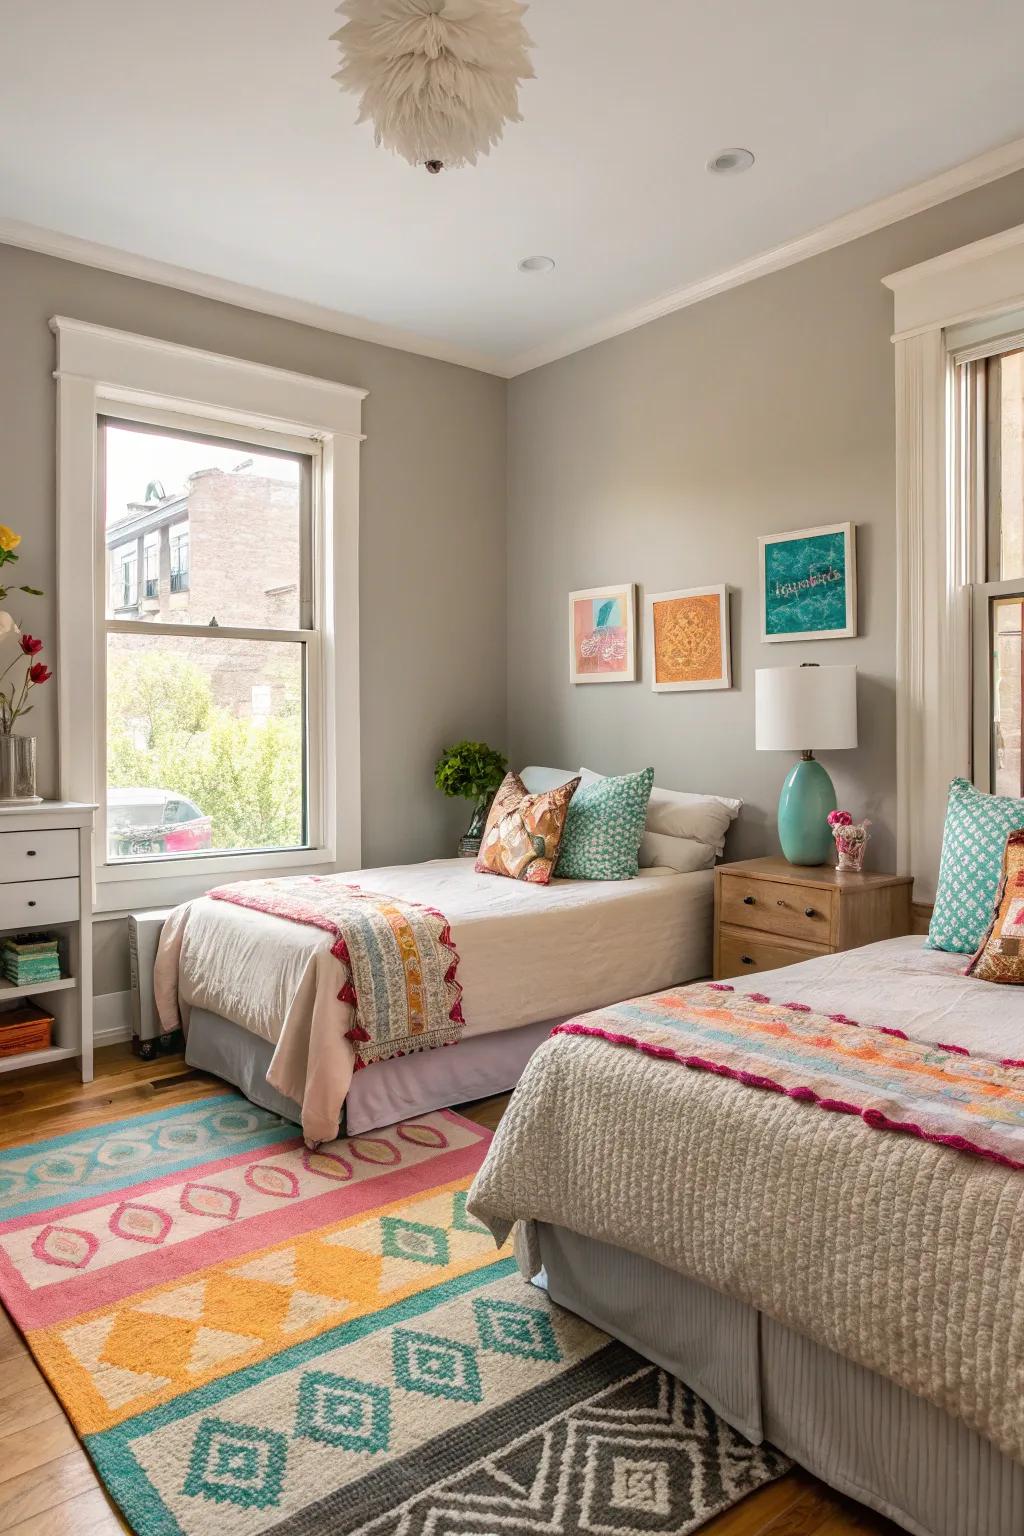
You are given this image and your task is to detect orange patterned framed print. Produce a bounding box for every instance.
[569,584,637,684]
[647,584,731,692]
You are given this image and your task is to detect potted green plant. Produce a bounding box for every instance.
[434,740,508,857]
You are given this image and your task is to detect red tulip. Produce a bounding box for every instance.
[19,634,43,656]
[28,662,51,685]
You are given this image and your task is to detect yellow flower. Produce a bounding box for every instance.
[0,527,21,553]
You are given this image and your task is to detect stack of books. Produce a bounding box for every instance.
[1,935,62,987]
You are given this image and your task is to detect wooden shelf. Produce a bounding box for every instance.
[0,975,75,1002]
[0,1044,79,1074]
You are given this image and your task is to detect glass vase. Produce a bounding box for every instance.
[458,796,489,858]
[0,735,41,803]
[835,835,866,872]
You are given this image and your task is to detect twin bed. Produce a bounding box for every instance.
[469,936,1024,1536]
[154,767,718,1141]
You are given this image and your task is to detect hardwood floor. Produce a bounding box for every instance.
[0,1045,902,1536]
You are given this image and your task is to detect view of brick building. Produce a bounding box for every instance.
[106,457,302,719]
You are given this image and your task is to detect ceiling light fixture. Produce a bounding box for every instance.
[517,255,555,274]
[706,147,755,175]
[332,0,534,175]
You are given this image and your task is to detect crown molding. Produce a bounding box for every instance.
[0,218,506,378]
[504,134,1024,377]
[4,133,1024,383]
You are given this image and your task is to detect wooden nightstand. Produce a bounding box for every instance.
[713,856,913,981]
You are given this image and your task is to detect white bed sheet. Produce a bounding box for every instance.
[157,858,714,1142]
[729,934,1024,1059]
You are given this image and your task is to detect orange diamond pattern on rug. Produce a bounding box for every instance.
[34,1179,502,1432]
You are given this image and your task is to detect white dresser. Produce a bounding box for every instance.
[0,801,96,1081]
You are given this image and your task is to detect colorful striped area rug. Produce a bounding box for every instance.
[0,1094,788,1534]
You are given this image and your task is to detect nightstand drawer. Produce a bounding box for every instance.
[0,829,79,884]
[717,924,828,979]
[718,872,833,944]
[0,877,79,929]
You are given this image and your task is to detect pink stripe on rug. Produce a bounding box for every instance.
[3,1137,488,1330]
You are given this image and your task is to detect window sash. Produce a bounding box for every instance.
[972,579,1024,794]
[96,406,323,876]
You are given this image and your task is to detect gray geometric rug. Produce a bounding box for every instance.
[275,1335,791,1536]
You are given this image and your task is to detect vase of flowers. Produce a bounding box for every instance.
[827,809,871,872]
[434,739,508,856]
[0,524,51,804]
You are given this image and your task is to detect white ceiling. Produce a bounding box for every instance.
[2,0,1024,376]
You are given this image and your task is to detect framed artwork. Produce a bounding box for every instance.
[569,584,637,684]
[647,584,731,692]
[759,522,856,642]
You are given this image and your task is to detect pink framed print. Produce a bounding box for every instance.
[569,584,637,684]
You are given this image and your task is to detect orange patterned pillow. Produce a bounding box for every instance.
[475,771,580,884]
[966,829,1024,983]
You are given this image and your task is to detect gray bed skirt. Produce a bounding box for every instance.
[535,1223,1024,1536]
[184,1007,555,1136]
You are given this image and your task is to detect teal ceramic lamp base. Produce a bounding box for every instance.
[777,755,837,865]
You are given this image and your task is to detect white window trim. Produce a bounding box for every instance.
[883,221,1024,899]
[52,316,366,914]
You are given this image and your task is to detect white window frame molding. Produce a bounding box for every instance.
[52,316,366,913]
[883,221,1024,899]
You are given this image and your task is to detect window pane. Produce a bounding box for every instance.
[991,596,1024,798]
[994,350,1024,581]
[103,421,308,628]
[106,633,306,861]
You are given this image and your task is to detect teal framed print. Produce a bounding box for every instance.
[759,522,856,642]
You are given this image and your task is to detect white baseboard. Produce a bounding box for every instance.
[93,989,133,1046]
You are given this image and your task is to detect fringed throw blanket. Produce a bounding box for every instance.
[468,980,1024,1464]
[209,876,465,1068]
[555,981,1024,1170]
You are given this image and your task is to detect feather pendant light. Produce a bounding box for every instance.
[332,0,534,173]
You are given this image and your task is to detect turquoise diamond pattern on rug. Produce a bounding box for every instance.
[295,1371,391,1452]
[474,1297,562,1362]
[380,1215,450,1266]
[393,1328,482,1402]
[183,1418,287,1510]
[929,777,1024,953]
[451,1189,488,1235]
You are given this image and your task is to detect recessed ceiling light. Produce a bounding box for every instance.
[706,147,755,175]
[518,255,556,274]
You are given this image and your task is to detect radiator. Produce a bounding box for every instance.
[128,909,177,1059]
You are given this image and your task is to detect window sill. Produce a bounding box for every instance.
[92,845,336,916]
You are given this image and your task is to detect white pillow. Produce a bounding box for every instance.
[639,830,715,872]
[579,768,741,855]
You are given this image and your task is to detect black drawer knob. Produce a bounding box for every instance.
[27,899,36,908]
[742,895,755,905]
[740,954,754,965]
[26,849,36,857]
[804,907,816,918]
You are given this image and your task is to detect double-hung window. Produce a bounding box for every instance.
[52,317,363,912]
[952,336,1024,794]
[101,413,318,869]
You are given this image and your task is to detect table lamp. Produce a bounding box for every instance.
[755,663,858,865]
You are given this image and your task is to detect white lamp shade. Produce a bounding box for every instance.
[755,665,857,752]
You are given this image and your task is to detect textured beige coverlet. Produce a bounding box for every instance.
[468,1031,1024,1465]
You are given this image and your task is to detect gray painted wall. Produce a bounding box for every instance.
[506,170,1024,872]
[0,244,507,869]
[0,245,507,995]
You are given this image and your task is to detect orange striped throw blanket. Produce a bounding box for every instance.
[209,876,465,1068]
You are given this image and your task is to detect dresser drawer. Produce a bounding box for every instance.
[716,924,828,980]
[0,877,79,929]
[0,829,79,884]
[718,872,833,944]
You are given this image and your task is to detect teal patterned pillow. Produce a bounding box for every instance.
[929,777,1024,953]
[556,767,654,881]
